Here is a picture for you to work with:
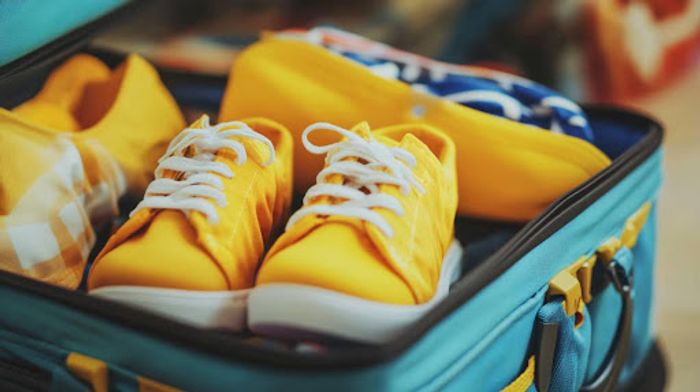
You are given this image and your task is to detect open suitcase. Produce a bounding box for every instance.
[0,2,667,391]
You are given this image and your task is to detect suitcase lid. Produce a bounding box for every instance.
[0,0,134,79]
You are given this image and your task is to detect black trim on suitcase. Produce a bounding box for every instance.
[0,358,51,392]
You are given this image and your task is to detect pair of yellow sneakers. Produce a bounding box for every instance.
[1,49,460,343]
[87,97,461,344]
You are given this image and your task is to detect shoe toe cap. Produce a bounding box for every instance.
[257,222,416,305]
[88,211,229,291]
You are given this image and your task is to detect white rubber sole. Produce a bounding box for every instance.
[90,286,249,331]
[247,240,464,344]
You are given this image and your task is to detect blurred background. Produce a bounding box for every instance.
[47,0,700,389]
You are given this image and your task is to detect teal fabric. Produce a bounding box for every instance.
[0,329,86,391]
[0,0,128,66]
[586,212,657,384]
[586,250,628,383]
[621,206,656,382]
[419,149,661,390]
[0,310,161,392]
[437,286,547,390]
[585,246,634,382]
[537,300,591,392]
[107,362,142,392]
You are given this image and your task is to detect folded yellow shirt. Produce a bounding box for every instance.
[220,37,612,221]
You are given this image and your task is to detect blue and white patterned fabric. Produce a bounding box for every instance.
[338,50,594,143]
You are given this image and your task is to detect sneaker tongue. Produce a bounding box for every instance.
[349,121,373,139]
[187,115,273,165]
[189,115,211,129]
[349,121,400,148]
[375,126,442,162]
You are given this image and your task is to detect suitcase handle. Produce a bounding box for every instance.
[580,259,633,392]
[535,257,633,392]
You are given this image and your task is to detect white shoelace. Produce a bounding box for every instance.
[286,122,425,238]
[131,116,275,224]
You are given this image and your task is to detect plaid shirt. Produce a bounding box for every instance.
[0,120,124,289]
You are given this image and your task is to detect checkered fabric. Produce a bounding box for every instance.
[0,122,125,289]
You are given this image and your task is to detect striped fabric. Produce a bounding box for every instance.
[279,27,593,142]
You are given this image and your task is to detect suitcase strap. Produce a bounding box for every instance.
[533,202,649,392]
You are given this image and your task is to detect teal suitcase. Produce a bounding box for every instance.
[0,3,667,391]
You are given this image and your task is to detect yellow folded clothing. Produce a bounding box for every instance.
[0,54,185,288]
[220,35,612,221]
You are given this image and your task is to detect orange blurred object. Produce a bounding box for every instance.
[585,0,700,100]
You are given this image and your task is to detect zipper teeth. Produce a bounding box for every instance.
[497,123,657,262]
[0,106,662,367]
[499,105,662,262]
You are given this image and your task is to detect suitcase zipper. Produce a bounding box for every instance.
[389,105,663,363]
[0,106,662,368]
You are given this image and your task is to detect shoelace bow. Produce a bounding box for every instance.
[286,122,425,238]
[131,116,274,224]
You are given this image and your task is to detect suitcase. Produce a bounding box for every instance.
[0,3,667,391]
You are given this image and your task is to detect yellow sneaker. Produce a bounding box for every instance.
[13,53,186,194]
[248,122,461,343]
[88,115,293,330]
[0,54,184,289]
